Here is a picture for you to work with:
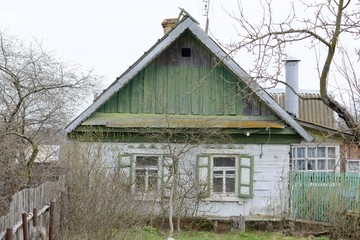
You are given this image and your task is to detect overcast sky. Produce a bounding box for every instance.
[1,0,321,93]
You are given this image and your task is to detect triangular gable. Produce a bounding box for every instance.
[65,15,313,142]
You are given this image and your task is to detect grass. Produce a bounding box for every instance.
[121,227,330,240]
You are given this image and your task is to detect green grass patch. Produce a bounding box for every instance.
[122,227,330,240]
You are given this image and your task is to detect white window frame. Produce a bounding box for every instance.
[196,154,254,201]
[134,155,160,193]
[211,155,237,196]
[347,159,360,172]
[291,145,339,172]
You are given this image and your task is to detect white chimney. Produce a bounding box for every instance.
[285,57,300,117]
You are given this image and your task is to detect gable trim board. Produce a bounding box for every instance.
[65,15,313,143]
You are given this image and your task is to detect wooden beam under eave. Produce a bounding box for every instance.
[101,120,284,129]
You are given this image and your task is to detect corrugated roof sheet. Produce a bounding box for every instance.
[270,91,335,128]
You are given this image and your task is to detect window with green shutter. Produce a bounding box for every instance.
[238,154,254,198]
[118,154,133,180]
[196,154,254,199]
[118,154,176,194]
[196,155,211,197]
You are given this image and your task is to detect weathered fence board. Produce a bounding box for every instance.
[0,177,65,239]
[290,171,360,222]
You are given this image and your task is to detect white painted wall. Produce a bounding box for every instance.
[77,142,290,218]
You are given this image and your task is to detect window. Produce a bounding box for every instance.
[181,48,191,57]
[291,146,337,171]
[213,157,236,194]
[347,160,360,172]
[196,154,254,199]
[135,156,159,192]
[118,154,163,193]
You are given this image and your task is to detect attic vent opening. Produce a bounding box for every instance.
[181,48,191,57]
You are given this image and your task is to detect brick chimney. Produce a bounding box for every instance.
[285,57,300,118]
[161,18,178,35]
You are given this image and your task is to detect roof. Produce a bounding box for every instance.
[269,89,336,128]
[65,14,313,142]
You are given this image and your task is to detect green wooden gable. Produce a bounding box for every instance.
[66,15,313,144]
[96,30,274,118]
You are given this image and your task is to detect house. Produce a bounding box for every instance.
[65,12,315,218]
[268,59,359,174]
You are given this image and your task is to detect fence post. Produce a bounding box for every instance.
[230,215,245,232]
[59,190,65,239]
[5,228,12,240]
[49,200,55,240]
[22,213,28,240]
[33,208,38,226]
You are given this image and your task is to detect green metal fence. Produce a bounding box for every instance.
[290,171,360,222]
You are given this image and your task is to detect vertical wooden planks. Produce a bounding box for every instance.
[166,66,178,114]
[143,63,156,113]
[155,65,168,113]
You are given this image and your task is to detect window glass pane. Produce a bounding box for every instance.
[328,159,335,170]
[148,169,158,176]
[213,170,222,175]
[317,147,326,158]
[349,161,360,171]
[226,177,235,192]
[241,157,251,167]
[241,168,250,185]
[240,186,250,195]
[136,156,158,166]
[214,157,235,167]
[148,176,157,191]
[297,148,305,158]
[308,148,316,158]
[308,160,315,170]
[296,160,305,170]
[328,147,336,158]
[135,170,146,191]
[226,170,235,175]
[213,177,223,192]
[318,159,326,170]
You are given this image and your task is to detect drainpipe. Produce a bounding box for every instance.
[285,57,300,118]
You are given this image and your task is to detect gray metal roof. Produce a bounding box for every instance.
[65,14,313,142]
[270,90,336,129]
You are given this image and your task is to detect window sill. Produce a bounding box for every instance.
[203,195,245,204]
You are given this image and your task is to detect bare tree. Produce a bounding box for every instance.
[0,30,99,192]
[141,115,230,238]
[225,0,360,140]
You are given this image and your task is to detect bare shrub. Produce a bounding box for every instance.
[61,138,154,240]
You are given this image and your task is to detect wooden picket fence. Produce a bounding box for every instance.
[290,171,360,222]
[0,177,66,240]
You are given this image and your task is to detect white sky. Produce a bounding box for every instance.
[0,0,326,93]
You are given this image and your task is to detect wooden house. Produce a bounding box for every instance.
[65,13,314,218]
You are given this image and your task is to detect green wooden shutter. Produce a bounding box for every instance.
[196,154,211,197]
[238,154,254,198]
[118,154,133,183]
